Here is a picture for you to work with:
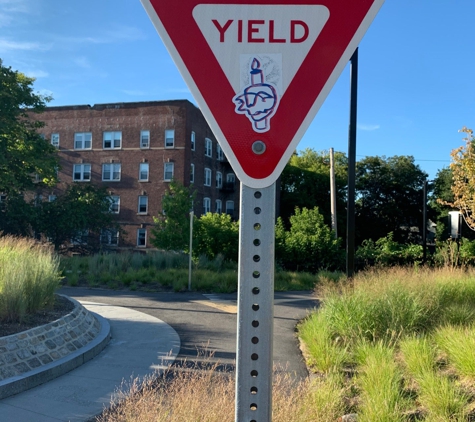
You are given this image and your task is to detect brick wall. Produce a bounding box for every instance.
[39,100,240,250]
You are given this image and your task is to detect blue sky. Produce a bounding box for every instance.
[1,0,474,180]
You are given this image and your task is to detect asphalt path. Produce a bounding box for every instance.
[59,287,319,380]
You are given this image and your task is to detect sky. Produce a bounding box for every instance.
[1,0,475,180]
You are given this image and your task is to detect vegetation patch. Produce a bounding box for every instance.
[298,267,475,421]
[60,251,338,293]
[0,236,61,323]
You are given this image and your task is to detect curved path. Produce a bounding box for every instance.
[0,288,318,422]
[62,288,318,378]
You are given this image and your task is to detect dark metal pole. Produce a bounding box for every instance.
[422,180,427,263]
[346,48,358,278]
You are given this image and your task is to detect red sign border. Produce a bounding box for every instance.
[141,0,385,188]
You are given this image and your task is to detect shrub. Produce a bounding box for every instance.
[194,213,239,262]
[275,207,344,272]
[355,232,423,269]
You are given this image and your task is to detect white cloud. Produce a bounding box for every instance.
[0,39,50,53]
[74,57,91,69]
[24,69,48,78]
[358,124,380,131]
[67,25,146,45]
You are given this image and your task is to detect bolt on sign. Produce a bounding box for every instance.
[140,0,385,188]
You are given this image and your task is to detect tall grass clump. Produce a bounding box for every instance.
[97,362,347,422]
[355,342,407,422]
[400,336,469,421]
[312,267,475,348]
[435,324,475,379]
[0,236,61,322]
[298,311,347,372]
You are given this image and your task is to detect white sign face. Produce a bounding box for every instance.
[193,5,330,95]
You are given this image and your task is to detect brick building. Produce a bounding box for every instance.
[39,100,239,249]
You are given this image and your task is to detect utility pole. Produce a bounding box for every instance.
[330,147,338,238]
[346,48,358,278]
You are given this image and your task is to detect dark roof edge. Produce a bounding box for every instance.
[45,99,196,112]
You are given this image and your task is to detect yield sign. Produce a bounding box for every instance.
[141,0,385,188]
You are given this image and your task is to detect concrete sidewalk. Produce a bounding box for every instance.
[0,301,181,422]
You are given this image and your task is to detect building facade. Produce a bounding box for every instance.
[39,100,239,249]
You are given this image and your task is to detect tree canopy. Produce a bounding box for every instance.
[33,185,119,251]
[355,155,427,244]
[279,148,347,231]
[0,59,58,195]
[151,180,195,252]
[442,127,475,231]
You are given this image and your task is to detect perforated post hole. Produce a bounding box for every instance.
[235,184,275,422]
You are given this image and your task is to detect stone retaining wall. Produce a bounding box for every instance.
[0,296,100,381]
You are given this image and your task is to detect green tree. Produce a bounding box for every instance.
[0,59,58,195]
[439,127,475,232]
[194,213,239,261]
[151,180,195,251]
[355,155,427,244]
[280,149,347,232]
[275,207,344,272]
[33,184,118,251]
[0,194,34,237]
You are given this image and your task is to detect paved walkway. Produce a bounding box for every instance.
[0,301,180,422]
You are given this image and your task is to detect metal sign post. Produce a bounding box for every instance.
[236,183,275,422]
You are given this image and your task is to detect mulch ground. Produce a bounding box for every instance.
[0,295,75,338]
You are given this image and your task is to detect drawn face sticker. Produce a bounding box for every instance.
[233,58,280,133]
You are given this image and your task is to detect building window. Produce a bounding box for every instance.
[103,131,121,149]
[216,144,224,161]
[102,163,121,181]
[190,163,195,183]
[226,173,235,184]
[215,199,222,213]
[51,133,59,148]
[137,228,147,247]
[203,197,211,214]
[205,138,212,157]
[139,163,149,181]
[74,132,92,150]
[140,130,150,149]
[164,162,174,181]
[48,195,56,202]
[165,129,175,148]
[204,168,212,186]
[109,195,120,213]
[226,201,234,216]
[100,229,119,246]
[216,171,223,189]
[73,164,91,181]
[138,196,148,214]
[72,229,88,245]
[191,131,195,151]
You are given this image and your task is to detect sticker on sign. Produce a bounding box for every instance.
[141,0,385,188]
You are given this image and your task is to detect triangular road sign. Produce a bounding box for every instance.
[141,0,385,188]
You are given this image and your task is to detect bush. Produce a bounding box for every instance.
[275,207,344,272]
[0,236,61,322]
[355,232,423,269]
[194,213,239,262]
